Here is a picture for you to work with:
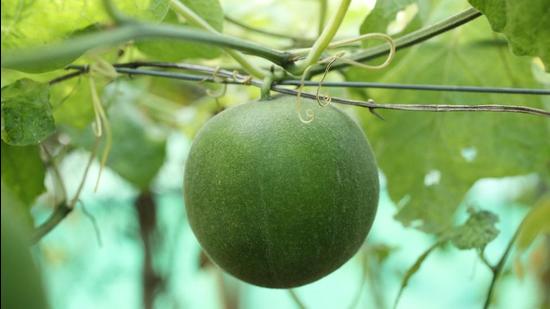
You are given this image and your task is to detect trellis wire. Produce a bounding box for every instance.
[56,65,550,118]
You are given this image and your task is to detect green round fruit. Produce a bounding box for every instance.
[1,209,49,309]
[184,96,379,288]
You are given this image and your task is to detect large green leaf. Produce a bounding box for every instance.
[105,98,167,189]
[1,79,55,145]
[136,0,224,61]
[360,0,423,37]
[347,17,550,234]
[353,0,435,87]
[1,0,169,73]
[468,0,550,70]
[50,76,100,129]
[1,142,45,208]
[64,81,167,189]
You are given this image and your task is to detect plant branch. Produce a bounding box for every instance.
[41,144,68,203]
[169,0,266,78]
[294,0,352,73]
[55,64,550,118]
[288,289,307,309]
[482,215,529,309]
[307,7,482,76]
[1,23,294,71]
[31,139,100,243]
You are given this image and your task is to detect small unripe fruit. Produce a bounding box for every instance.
[184,96,379,288]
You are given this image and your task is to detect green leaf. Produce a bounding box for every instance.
[0,142,45,208]
[50,76,97,129]
[136,0,224,61]
[105,98,167,189]
[347,17,550,234]
[468,0,550,70]
[140,0,171,21]
[449,209,500,250]
[64,81,167,189]
[516,195,550,253]
[0,181,34,229]
[1,0,169,73]
[1,1,98,72]
[355,0,432,87]
[360,0,422,37]
[1,79,55,145]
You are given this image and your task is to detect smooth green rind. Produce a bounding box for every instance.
[184,96,379,288]
[1,208,49,309]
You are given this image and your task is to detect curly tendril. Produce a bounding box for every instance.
[232,70,253,84]
[315,55,341,107]
[294,33,396,123]
[325,33,396,70]
[206,83,227,98]
[296,65,316,124]
[88,64,112,192]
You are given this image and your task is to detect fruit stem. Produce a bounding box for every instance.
[293,0,352,74]
[317,0,328,36]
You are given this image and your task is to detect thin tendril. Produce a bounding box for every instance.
[293,33,395,120]
[89,76,103,137]
[232,70,253,84]
[200,65,221,83]
[296,65,315,124]
[315,55,341,107]
[327,33,396,70]
[199,66,228,98]
[78,200,103,247]
[88,72,112,192]
[206,83,227,98]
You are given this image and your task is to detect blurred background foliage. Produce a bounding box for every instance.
[1,0,549,308]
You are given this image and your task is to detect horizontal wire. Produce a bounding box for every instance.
[112,62,550,95]
[59,65,550,118]
[278,80,550,95]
